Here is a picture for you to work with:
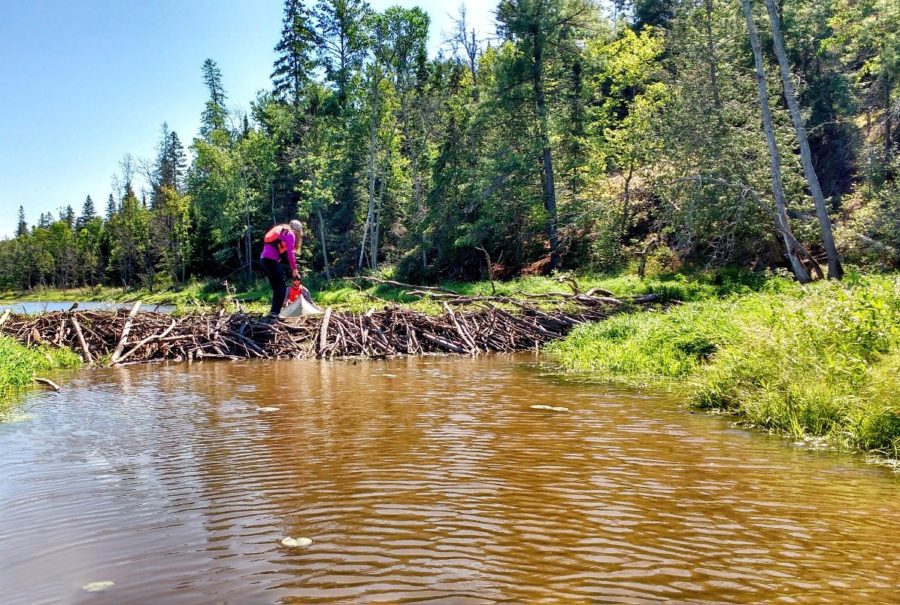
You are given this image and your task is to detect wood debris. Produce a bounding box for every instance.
[0,293,650,366]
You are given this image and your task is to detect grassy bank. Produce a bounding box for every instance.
[549,274,900,457]
[1,269,766,315]
[0,337,81,413]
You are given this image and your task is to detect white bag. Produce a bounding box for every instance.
[280,289,324,318]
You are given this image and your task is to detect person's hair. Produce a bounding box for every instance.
[289,219,304,236]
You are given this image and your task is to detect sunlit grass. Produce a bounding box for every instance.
[0,337,81,413]
[549,274,900,457]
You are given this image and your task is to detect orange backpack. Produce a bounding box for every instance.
[264,224,290,254]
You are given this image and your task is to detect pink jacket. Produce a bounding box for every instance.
[260,230,297,272]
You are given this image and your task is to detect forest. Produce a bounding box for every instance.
[1,0,898,291]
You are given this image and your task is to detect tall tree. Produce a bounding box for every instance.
[106,194,117,220]
[200,59,228,139]
[763,0,843,280]
[59,205,76,230]
[497,0,594,272]
[78,195,96,227]
[272,0,319,105]
[740,0,811,283]
[16,206,27,237]
[315,0,371,106]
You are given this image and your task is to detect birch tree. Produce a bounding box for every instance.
[763,0,843,280]
[740,0,811,283]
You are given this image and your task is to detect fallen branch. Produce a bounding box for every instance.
[110,302,142,364]
[34,377,61,391]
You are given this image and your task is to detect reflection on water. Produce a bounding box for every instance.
[0,355,898,604]
[0,301,174,314]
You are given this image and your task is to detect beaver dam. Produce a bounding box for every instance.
[0,290,656,366]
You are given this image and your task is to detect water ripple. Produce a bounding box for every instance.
[0,355,898,604]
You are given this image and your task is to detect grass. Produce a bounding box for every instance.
[0,336,81,414]
[548,273,900,457]
[1,267,775,315]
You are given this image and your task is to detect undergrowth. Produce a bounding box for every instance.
[0,337,81,413]
[549,274,900,457]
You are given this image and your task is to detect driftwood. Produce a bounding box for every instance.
[110,302,141,364]
[34,377,61,391]
[0,293,655,367]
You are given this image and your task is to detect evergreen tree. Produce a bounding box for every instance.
[79,195,96,226]
[16,206,27,237]
[153,123,188,202]
[496,0,596,272]
[58,205,76,230]
[272,0,319,104]
[106,194,117,220]
[200,58,228,138]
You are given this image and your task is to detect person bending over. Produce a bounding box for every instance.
[260,219,303,316]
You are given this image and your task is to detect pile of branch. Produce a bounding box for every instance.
[0,293,651,366]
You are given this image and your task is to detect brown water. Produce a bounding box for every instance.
[1,355,898,604]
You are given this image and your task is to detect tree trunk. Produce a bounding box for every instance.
[317,208,332,281]
[763,0,843,280]
[704,0,723,112]
[741,0,811,283]
[532,32,560,272]
[885,74,893,158]
[620,160,635,243]
[371,159,388,271]
[359,76,380,274]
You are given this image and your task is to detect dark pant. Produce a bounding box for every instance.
[262,258,286,315]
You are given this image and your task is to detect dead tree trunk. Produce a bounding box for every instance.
[741,0,811,283]
[763,0,843,280]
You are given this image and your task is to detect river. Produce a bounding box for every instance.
[1,355,898,604]
[0,301,175,315]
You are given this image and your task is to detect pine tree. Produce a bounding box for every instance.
[16,206,28,237]
[272,0,318,104]
[166,131,187,191]
[200,59,228,138]
[60,205,76,229]
[81,195,96,223]
[106,194,117,220]
[496,0,595,272]
[153,123,188,200]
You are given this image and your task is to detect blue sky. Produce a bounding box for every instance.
[0,0,495,238]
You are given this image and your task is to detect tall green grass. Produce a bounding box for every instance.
[549,274,900,457]
[0,337,81,412]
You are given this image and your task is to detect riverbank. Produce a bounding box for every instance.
[549,274,900,458]
[0,270,761,315]
[0,271,743,410]
[0,337,81,413]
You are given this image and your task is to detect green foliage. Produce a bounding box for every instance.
[2,0,898,292]
[550,274,900,455]
[0,337,81,410]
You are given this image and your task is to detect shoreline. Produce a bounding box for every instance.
[548,274,900,460]
[4,272,897,462]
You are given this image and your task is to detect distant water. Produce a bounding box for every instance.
[0,301,175,314]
